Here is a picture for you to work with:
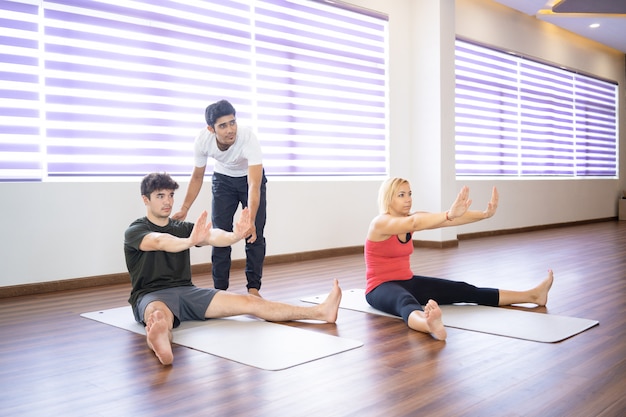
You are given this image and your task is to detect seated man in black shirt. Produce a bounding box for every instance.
[124,172,341,365]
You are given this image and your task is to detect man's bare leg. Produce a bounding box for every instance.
[144,301,175,365]
[407,299,447,340]
[206,279,342,323]
[248,288,261,297]
[499,269,554,306]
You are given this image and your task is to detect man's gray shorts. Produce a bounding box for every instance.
[133,286,219,328]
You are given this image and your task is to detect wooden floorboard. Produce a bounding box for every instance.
[0,221,624,417]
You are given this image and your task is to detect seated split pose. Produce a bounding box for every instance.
[365,177,553,341]
[124,172,342,365]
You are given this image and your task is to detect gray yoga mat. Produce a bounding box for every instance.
[301,289,599,343]
[81,306,363,370]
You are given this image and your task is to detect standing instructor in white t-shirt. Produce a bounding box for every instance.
[172,100,267,296]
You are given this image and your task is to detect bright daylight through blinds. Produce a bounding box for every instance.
[455,40,618,177]
[0,0,388,180]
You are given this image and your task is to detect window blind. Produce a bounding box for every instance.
[518,59,576,175]
[253,0,388,175]
[573,74,618,176]
[43,0,253,177]
[0,0,388,180]
[0,0,42,181]
[455,39,618,177]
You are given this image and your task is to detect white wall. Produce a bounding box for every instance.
[1,0,624,288]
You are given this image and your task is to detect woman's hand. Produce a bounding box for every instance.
[483,186,499,218]
[446,186,472,220]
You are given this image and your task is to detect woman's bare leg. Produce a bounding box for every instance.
[407,299,447,340]
[205,279,342,323]
[498,269,554,306]
[144,301,175,365]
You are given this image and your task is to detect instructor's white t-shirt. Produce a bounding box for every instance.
[193,126,263,177]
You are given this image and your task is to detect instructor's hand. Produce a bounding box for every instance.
[171,206,189,221]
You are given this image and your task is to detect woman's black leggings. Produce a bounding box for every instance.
[365,276,499,323]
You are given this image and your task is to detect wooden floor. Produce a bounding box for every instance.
[1,221,625,417]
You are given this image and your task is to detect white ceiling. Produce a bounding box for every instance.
[491,0,626,54]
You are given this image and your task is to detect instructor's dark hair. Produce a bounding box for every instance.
[205,99,236,127]
[141,172,179,199]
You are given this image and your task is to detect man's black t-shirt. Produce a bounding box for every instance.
[124,217,195,307]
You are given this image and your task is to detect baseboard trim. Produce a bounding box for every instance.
[0,273,132,299]
[1,218,615,299]
[457,217,616,240]
[413,239,459,249]
[0,246,365,299]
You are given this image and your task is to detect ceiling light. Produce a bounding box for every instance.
[589,23,600,28]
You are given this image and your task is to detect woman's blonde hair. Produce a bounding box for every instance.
[378,177,409,214]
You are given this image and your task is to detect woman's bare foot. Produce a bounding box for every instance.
[532,269,554,306]
[318,279,342,323]
[145,310,174,365]
[424,299,447,341]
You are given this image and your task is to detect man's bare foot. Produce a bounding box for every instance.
[145,310,174,365]
[318,279,342,323]
[248,288,262,297]
[532,269,554,306]
[424,299,447,341]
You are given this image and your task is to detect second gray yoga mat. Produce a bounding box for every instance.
[301,288,598,343]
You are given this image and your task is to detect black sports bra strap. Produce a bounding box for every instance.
[397,232,412,243]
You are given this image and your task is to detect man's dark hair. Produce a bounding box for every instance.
[141,172,179,198]
[205,99,236,127]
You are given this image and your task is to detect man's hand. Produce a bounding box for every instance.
[243,215,257,243]
[233,208,252,240]
[189,210,212,245]
[171,206,188,221]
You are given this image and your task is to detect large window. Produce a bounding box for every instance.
[0,0,388,181]
[455,39,618,177]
